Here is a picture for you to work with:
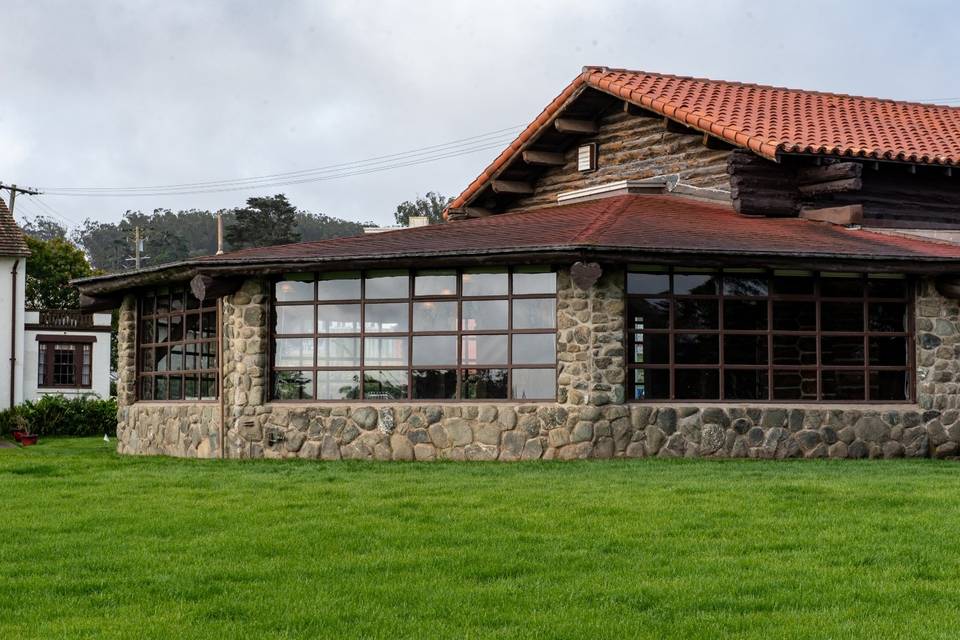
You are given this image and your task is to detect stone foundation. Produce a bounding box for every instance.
[114,271,960,461]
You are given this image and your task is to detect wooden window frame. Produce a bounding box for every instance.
[625,267,915,403]
[37,337,93,390]
[271,267,558,402]
[136,285,219,403]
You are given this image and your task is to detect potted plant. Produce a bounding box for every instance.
[13,415,38,447]
[10,414,26,442]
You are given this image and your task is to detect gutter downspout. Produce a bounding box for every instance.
[9,259,19,409]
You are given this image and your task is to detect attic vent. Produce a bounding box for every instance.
[557,179,669,204]
[577,143,597,172]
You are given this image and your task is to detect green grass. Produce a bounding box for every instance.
[2,438,960,639]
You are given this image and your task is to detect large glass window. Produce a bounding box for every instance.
[272,267,556,401]
[37,339,93,388]
[138,286,218,401]
[627,267,912,402]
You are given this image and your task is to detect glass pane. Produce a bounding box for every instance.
[675,299,718,329]
[724,369,769,400]
[140,348,155,373]
[821,273,863,297]
[415,270,456,296]
[462,300,508,331]
[772,370,818,400]
[868,275,907,299]
[364,303,408,333]
[630,333,669,365]
[317,272,361,301]
[317,370,360,400]
[183,343,198,371]
[317,337,361,366]
[156,317,168,343]
[773,301,816,331]
[156,289,170,314]
[723,272,768,296]
[674,272,718,295]
[512,268,556,295]
[512,368,555,400]
[870,336,908,366]
[140,319,154,343]
[822,370,865,401]
[365,270,408,299]
[140,377,153,401]
[461,335,508,365]
[627,298,669,330]
[632,368,669,400]
[513,299,556,329]
[276,278,314,302]
[277,305,315,335]
[275,370,313,400]
[142,294,155,316]
[170,290,184,312]
[154,346,168,372]
[169,344,183,371]
[168,376,183,400]
[869,303,907,332]
[675,334,719,364]
[412,335,457,366]
[512,334,556,365]
[201,311,217,339]
[772,270,815,295]
[724,335,767,365]
[317,304,361,333]
[200,342,217,370]
[184,314,199,341]
[364,337,407,366]
[821,302,863,332]
[627,271,669,295]
[462,269,508,297]
[821,336,865,366]
[412,369,457,400]
[413,301,457,332]
[154,376,168,401]
[461,369,508,399]
[870,370,908,401]
[772,335,817,366]
[168,315,183,342]
[364,370,409,400]
[676,369,719,399]
[186,292,201,310]
[200,374,217,400]
[723,300,767,330]
[184,375,199,400]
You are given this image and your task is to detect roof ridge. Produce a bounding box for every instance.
[584,66,960,110]
[570,195,634,244]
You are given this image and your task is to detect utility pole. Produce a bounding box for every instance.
[0,183,42,216]
[134,226,142,269]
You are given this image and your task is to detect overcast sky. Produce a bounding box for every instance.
[1,0,958,230]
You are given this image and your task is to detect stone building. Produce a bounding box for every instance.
[76,67,960,461]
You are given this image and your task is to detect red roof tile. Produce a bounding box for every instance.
[449,67,960,210]
[0,197,30,257]
[197,194,960,265]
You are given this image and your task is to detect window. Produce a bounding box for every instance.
[627,267,912,402]
[272,267,557,401]
[37,338,93,388]
[137,286,218,401]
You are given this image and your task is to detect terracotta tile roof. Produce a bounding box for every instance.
[0,197,30,257]
[196,194,960,264]
[449,67,960,210]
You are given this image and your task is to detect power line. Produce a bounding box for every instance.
[40,125,525,197]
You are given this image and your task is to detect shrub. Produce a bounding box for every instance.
[0,395,117,437]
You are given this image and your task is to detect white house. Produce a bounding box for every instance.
[1,197,111,408]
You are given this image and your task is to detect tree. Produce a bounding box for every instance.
[24,236,93,309]
[224,194,301,250]
[20,216,68,242]
[393,192,451,226]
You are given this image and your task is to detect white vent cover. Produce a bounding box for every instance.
[577,143,597,172]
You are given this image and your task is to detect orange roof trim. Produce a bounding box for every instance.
[447,67,960,214]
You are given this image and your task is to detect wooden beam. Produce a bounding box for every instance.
[189,274,243,301]
[554,118,597,135]
[490,180,534,195]
[521,150,566,166]
[664,118,698,135]
[702,133,734,150]
[799,205,864,226]
[78,293,124,313]
[447,206,492,218]
[623,101,657,117]
[797,162,863,185]
[733,196,799,217]
[797,177,863,196]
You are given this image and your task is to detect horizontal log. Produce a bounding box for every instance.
[727,150,774,167]
[491,180,534,195]
[729,174,798,190]
[731,185,800,201]
[79,292,125,312]
[797,177,862,196]
[521,150,566,166]
[797,162,863,185]
[800,205,864,225]
[554,118,597,135]
[733,196,799,217]
[190,274,243,301]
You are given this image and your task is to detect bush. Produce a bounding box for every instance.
[0,395,117,437]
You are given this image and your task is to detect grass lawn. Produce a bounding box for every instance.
[2,438,960,639]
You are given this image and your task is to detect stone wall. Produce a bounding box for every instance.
[113,270,960,461]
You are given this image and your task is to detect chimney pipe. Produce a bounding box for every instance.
[216,212,224,255]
